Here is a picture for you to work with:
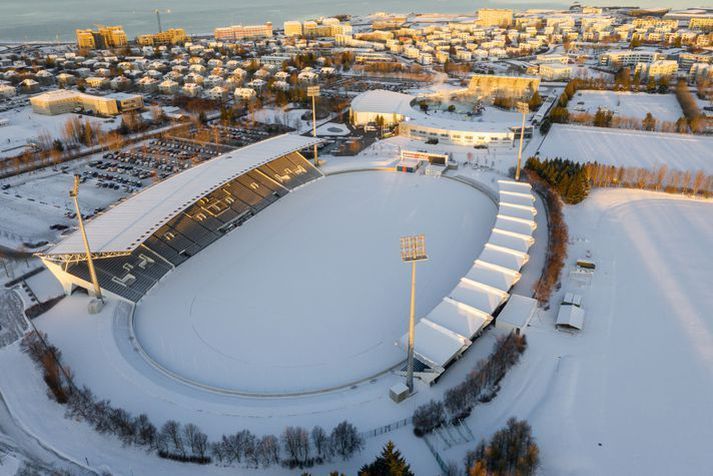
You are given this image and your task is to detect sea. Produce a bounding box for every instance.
[0,0,690,43]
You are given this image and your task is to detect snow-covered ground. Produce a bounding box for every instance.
[437,189,713,474]
[0,162,126,249]
[251,107,310,132]
[568,91,684,122]
[537,124,713,173]
[315,121,350,136]
[135,171,496,394]
[0,106,116,158]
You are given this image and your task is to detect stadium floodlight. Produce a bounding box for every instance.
[515,101,529,182]
[400,234,428,394]
[307,86,320,167]
[70,175,103,310]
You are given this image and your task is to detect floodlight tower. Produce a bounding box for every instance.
[515,101,529,181]
[400,234,428,393]
[307,85,320,166]
[70,175,103,307]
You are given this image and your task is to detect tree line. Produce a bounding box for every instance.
[21,331,364,470]
[528,157,713,201]
[412,332,528,437]
[522,167,569,305]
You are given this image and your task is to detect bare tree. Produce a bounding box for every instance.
[329,421,363,460]
[256,434,281,466]
[311,425,330,461]
[159,420,185,457]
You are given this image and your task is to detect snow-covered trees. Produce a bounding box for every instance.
[282,426,311,467]
[330,421,364,460]
[465,418,539,476]
[413,333,528,435]
[412,400,447,436]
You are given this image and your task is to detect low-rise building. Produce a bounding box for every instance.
[30,90,143,116]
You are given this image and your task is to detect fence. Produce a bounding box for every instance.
[361,417,411,439]
[423,433,449,474]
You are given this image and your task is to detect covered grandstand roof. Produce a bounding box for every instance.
[46,134,321,257]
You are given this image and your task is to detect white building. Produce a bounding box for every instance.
[0,84,16,98]
[539,63,574,80]
[234,87,257,100]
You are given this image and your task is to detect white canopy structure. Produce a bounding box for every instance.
[426,298,492,340]
[45,134,320,258]
[398,180,539,383]
[496,294,538,332]
[399,319,470,370]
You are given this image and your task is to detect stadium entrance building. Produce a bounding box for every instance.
[39,134,322,303]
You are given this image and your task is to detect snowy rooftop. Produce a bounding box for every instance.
[496,294,537,329]
[350,89,416,116]
[46,134,320,256]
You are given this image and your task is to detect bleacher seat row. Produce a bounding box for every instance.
[66,153,322,302]
[399,180,537,381]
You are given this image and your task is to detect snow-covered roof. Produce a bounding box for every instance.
[496,294,537,330]
[350,89,415,116]
[401,318,470,369]
[449,278,509,316]
[426,297,492,340]
[556,304,585,330]
[46,134,320,256]
[466,260,521,292]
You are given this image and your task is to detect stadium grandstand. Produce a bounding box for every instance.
[398,180,537,384]
[39,134,322,303]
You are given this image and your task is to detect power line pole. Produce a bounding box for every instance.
[515,101,529,181]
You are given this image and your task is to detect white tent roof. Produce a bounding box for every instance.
[426,297,492,340]
[488,228,535,254]
[499,190,535,207]
[46,134,320,256]
[498,179,532,194]
[466,260,521,292]
[479,243,529,271]
[400,318,470,369]
[496,294,537,330]
[350,89,415,116]
[499,202,537,221]
[449,278,509,315]
[494,214,537,236]
[556,304,585,330]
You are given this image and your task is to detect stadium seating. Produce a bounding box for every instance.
[63,152,323,302]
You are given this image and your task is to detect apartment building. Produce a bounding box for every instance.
[599,49,664,67]
[635,60,679,80]
[477,9,514,28]
[76,26,127,49]
[284,21,303,37]
[214,23,273,41]
[137,28,188,46]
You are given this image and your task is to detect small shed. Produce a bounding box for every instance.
[556,304,585,330]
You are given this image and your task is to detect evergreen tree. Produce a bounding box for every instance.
[359,441,414,476]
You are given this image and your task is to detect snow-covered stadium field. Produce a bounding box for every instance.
[135,171,497,394]
[537,125,713,173]
[568,90,683,122]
